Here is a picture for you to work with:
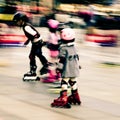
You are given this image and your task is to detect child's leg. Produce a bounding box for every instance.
[42,63,57,83]
[24,51,37,76]
[61,78,69,91]
[42,51,60,82]
[49,50,60,78]
[68,77,81,105]
[37,51,49,75]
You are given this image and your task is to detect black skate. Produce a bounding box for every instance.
[40,65,49,75]
[40,62,53,75]
[51,91,71,108]
[68,90,81,105]
[23,72,40,81]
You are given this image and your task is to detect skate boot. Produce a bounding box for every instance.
[51,90,71,108]
[42,70,56,83]
[23,71,40,81]
[24,71,36,77]
[42,69,56,83]
[42,63,59,83]
[23,66,40,81]
[68,89,81,105]
[40,63,51,75]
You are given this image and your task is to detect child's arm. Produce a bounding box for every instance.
[24,39,30,45]
[57,49,66,72]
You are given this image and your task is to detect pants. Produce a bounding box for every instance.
[29,43,48,68]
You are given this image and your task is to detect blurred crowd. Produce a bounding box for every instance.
[0,0,120,47]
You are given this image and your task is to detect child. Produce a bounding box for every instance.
[47,19,60,60]
[13,12,49,80]
[42,19,61,83]
[51,28,81,108]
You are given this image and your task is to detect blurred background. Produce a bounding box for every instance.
[0,1,120,119]
[0,0,120,46]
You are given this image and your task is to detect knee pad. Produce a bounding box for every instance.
[69,78,77,90]
[69,80,76,87]
[61,79,68,86]
[61,79,68,91]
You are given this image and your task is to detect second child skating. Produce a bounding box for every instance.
[51,28,81,108]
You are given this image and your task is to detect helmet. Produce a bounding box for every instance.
[47,19,59,29]
[60,28,75,41]
[13,12,28,23]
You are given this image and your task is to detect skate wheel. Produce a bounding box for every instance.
[72,100,81,105]
[51,102,71,109]
[77,101,81,105]
[64,103,71,108]
[22,76,40,82]
[23,79,30,82]
[70,101,81,105]
[51,103,54,107]
[36,77,40,81]
[23,77,26,81]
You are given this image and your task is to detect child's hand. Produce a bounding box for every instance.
[24,39,29,45]
[56,68,62,73]
[79,65,82,69]
[42,41,47,46]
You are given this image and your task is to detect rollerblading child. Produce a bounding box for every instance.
[42,19,61,83]
[51,28,81,108]
[13,12,49,81]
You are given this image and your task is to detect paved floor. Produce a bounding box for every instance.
[0,30,120,120]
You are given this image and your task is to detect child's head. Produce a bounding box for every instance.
[13,12,29,26]
[47,19,59,32]
[60,28,75,43]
